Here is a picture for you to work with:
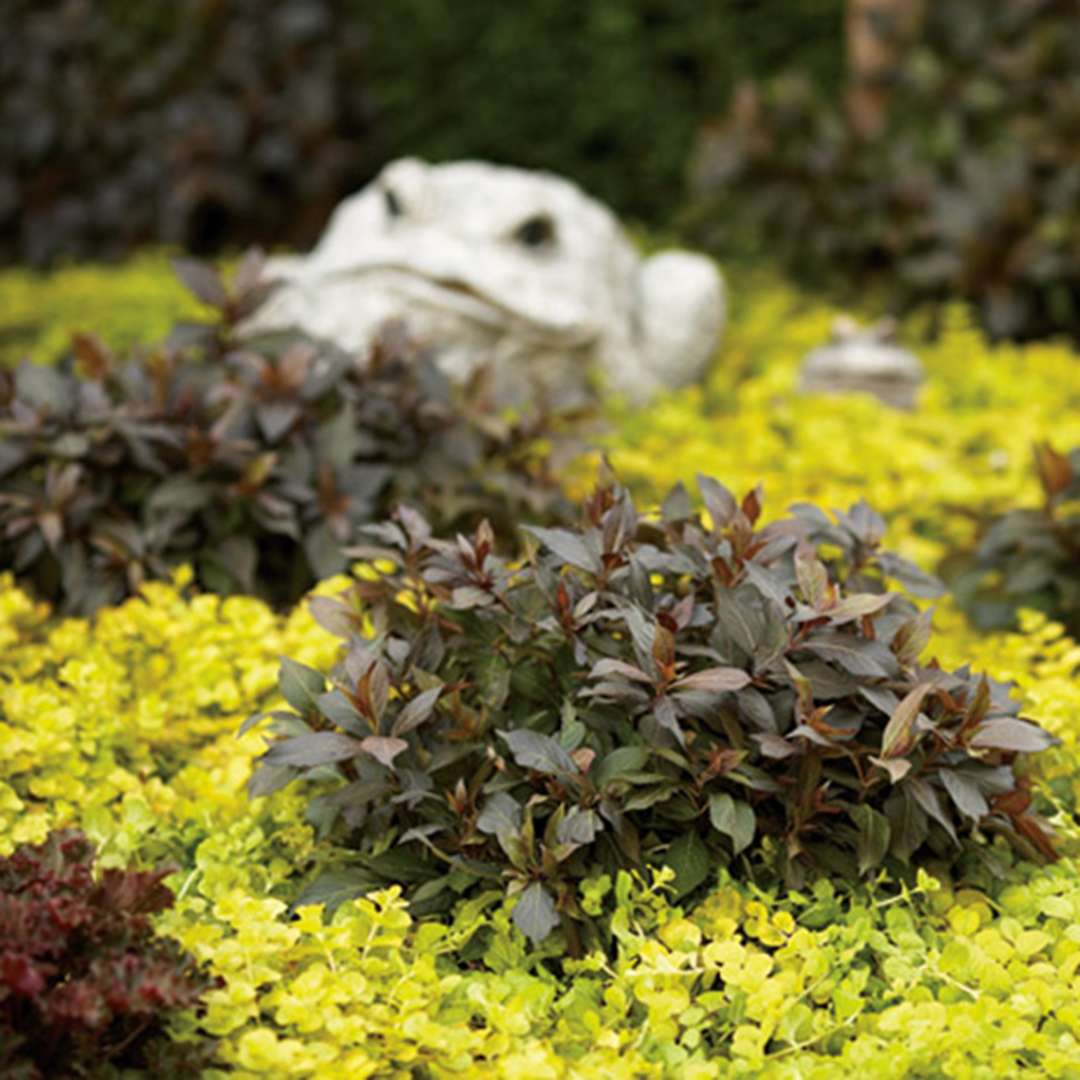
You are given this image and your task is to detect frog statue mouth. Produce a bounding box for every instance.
[244,158,726,404]
[313,260,598,347]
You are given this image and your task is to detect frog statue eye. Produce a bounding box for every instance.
[383,187,404,218]
[513,213,557,249]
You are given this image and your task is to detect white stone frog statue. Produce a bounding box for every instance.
[244,158,725,404]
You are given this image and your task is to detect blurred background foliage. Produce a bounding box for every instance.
[3,0,1080,344]
[362,0,844,221]
[1,0,842,263]
[1,0,376,264]
[690,0,1080,344]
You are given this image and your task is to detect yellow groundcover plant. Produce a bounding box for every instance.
[0,252,206,365]
[4,569,1080,1078]
[5,258,1080,1075]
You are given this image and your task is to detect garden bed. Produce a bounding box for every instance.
[3,258,1080,1077]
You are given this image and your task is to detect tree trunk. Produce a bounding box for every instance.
[845,0,926,139]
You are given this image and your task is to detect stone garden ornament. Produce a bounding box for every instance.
[799,315,924,410]
[246,158,725,404]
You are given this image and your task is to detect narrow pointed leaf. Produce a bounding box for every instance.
[673,666,751,693]
[522,526,600,573]
[392,686,444,736]
[851,803,891,875]
[969,718,1057,753]
[881,683,933,758]
[263,732,364,767]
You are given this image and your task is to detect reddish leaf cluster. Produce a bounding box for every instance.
[250,470,1058,945]
[0,831,218,1079]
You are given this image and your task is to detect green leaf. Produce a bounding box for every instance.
[708,792,755,854]
[476,793,523,837]
[884,786,929,861]
[589,658,653,683]
[713,585,766,655]
[941,771,989,820]
[825,592,895,625]
[315,401,363,470]
[743,563,791,608]
[263,732,364,767]
[623,605,657,668]
[247,763,297,799]
[172,257,228,307]
[238,708,294,737]
[555,807,602,845]
[499,729,578,775]
[891,609,933,667]
[15,362,75,416]
[148,476,212,516]
[307,595,359,639]
[795,542,829,608]
[522,525,600,573]
[216,535,258,591]
[877,553,945,599]
[661,481,694,522]
[391,686,443,737]
[290,869,380,915]
[278,657,327,714]
[869,755,911,784]
[907,777,958,845]
[304,523,347,579]
[0,440,29,478]
[256,400,302,443]
[592,746,651,789]
[665,831,712,898]
[697,474,736,529]
[316,689,368,735]
[623,782,680,812]
[753,733,798,759]
[851,803,891,875]
[512,882,561,944]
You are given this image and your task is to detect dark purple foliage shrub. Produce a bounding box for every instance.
[249,470,1057,945]
[0,254,580,613]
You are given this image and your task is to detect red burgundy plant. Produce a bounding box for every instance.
[247,471,1058,945]
[0,830,218,1078]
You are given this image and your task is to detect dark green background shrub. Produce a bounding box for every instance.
[248,472,1056,946]
[1,0,376,264]
[0,254,578,613]
[362,0,843,223]
[689,0,1080,343]
[1,0,844,264]
[0,830,218,1078]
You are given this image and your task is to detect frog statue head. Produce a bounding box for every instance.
[245,158,725,404]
